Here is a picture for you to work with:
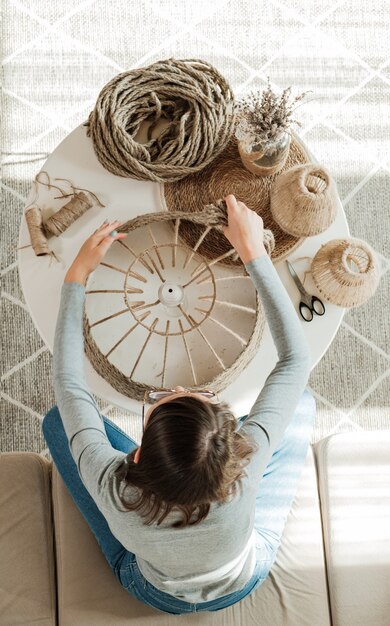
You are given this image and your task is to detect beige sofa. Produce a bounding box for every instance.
[1,430,389,626]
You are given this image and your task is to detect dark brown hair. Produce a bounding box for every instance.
[113,396,257,528]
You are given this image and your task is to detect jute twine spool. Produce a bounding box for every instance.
[270,163,338,236]
[163,130,311,265]
[25,192,92,256]
[20,171,104,260]
[311,237,381,307]
[83,210,269,400]
[84,57,235,183]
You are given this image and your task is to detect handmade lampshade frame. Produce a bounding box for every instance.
[83,210,269,401]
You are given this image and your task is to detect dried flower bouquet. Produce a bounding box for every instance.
[234,78,312,155]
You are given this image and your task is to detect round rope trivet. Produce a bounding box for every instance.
[84,57,235,183]
[311,237,381,307]
[83,210,268,401]
[270,163,338,236]
[162,130,311,265]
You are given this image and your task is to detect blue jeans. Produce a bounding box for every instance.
[42,388,315,615]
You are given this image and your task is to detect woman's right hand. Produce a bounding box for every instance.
[222,194,267,264]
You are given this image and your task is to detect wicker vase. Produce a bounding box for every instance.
[311,238,381,307]
[270,163,338,237]
[238,131,291,177]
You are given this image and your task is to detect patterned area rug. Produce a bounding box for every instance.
[1,0,389,455]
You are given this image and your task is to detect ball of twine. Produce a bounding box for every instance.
[83,209,269,400]
[270,163,338,236]
[311,237,381,307]
[84,57,236,183]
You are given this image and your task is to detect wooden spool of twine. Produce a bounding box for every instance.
[83,208,272,400]
[163,130,312,264]
[84,57,236,183]
[270,163,338,236]
[25,192,93,256]
[311,238,381,307]
[21,171,104,260]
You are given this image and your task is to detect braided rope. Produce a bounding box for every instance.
[84,58,236,183]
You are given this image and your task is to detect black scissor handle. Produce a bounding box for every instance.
[299,301,314,322]
[311,296,325,315]
[299,296,325,322]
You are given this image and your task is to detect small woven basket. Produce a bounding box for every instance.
[270,163,338,236]
[311,237,381,307]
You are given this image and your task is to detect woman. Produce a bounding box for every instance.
[42,193,315,615]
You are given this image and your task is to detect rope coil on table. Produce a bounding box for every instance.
[84,58,236,183]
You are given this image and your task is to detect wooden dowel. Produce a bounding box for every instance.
[208,315,247,346]
[161,320,170,387]
[178,319,197,385]
[147,225,165,269]
[172,218,180,267]
[90,308,129,328]
[145,251,165,282]
[117,239,154,274]
[105,321,139,358]
[129,317,158,378]
[183,225,211,269]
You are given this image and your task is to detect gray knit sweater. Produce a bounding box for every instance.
[53,253,311,603]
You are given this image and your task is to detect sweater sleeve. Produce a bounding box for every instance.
[52,281,127,510]
[239,253,312,484]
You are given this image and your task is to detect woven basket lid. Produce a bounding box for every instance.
[311,237,381,307]
[83,211,266,400]
[162,130,311,265]
[270,163,338,237]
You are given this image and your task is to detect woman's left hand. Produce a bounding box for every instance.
[64,219,128,285]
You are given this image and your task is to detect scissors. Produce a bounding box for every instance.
[286,260,325,322]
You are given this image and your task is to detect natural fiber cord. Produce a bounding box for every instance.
[163,130,312,264]
[84,58,236,183]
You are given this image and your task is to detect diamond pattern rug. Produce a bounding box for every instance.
[1,0,389,455]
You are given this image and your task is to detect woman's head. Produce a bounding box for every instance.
[113,391,257,528]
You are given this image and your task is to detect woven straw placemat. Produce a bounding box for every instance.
[161,130,311,265]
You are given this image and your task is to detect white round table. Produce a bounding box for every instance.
[18,124,349,417]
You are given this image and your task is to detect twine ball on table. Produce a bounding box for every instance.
[311,237,381,307]
[84,57,236,183]
[270,163,338,236]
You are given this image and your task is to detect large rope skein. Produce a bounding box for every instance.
[84,58,236,183]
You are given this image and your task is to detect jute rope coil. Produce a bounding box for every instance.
[270,163,338,236]
[163,130,312,264]
[311,237,381,307]
[83,209,270,400]
[84,58,236,183]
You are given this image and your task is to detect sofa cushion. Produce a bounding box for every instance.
[315,430,390,626]
[0,452,57,626]
[52,445,330,625]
